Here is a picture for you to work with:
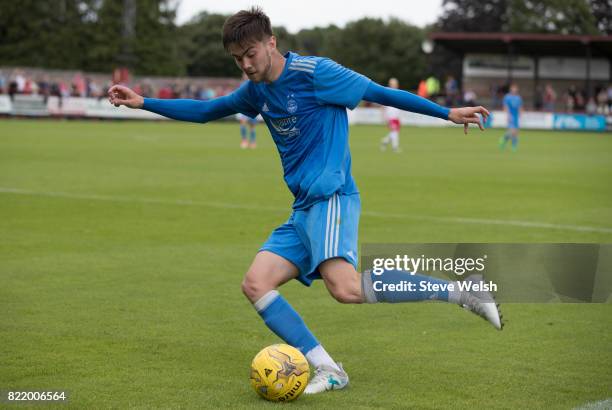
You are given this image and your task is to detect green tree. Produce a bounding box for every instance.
[294,25,340,56]
[178,12,237,77]
[324,18,426,89]
[438,0,509,32]
[273,26,298,55]
[509,0,599,34]
[87,0,183,75]
[132,0,184,75]
[589,0,612,34]
[0,0,183,74]
[437,0,604,34]
[0,0,93,69]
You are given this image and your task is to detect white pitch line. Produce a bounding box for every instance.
[362,210,612,234]
[0,187,286,213]
[574,398,612,410]
[1,187,611,234]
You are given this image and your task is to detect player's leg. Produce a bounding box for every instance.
[319,258,458,304]
[390,130,400,152]
[312,194,502,329]
[317,257,503,334]
[380,133,390,151]
[239,117,248,148]
[511,128,518,152]
[248,120,257,149]
[250,223,340,378]
[381,120,394,151]
[241,250,297,302]
[499,127,510,150]
[242,251,323,360]
[312,194,465,305]
[307,256,500,394]
[389,120,401,152]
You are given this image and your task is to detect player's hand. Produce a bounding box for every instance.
[448,106,490,134]
[107,85,144,109]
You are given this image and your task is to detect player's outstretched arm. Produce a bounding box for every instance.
[362,82,489,134]
[108,84,238,124]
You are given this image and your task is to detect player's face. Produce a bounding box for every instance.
[229,37,274,83]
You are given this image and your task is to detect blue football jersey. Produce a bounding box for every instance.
[503,93,522,123]
[226,52,371,210]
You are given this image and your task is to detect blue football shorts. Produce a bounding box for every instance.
[236,113,258,125]
[259,193,360,286]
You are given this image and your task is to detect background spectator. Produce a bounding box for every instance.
[444,75,458,106]
[543,84,556,112]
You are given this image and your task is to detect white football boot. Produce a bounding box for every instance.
[304,363,349,394]
[459,274,504,330]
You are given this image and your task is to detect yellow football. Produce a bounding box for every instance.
[250,344,310,402]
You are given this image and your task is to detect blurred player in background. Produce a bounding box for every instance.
[238,73,258,148]
[380,77,402,153]
[237,112,258,149]
[500,83,523,152]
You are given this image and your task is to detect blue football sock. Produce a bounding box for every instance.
[254,291,319,354]
[511,135,518,150]
[362,269,460,303]
[249,129,256,143]
[240,124,247,140]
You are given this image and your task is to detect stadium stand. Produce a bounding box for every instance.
[428,33,612,114]
[0,67,241,100]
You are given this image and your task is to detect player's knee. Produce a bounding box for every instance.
[241,269,278,303]
[241,277,261,302]
[328,285,362,304]
[320,261,363,304]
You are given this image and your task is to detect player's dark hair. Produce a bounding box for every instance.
[222,7,273,51]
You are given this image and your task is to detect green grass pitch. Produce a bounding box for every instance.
[1,119,611,409]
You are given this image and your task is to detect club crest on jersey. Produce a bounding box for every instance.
[287,94,298,114]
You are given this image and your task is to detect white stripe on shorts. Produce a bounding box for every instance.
[324,195,333,259]
[334,194,341,257]
[328,194,337,258]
